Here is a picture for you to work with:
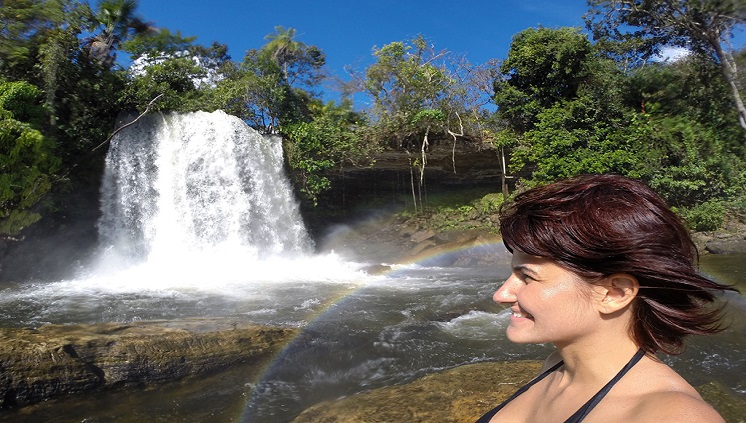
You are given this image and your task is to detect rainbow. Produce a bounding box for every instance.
[238,236,511,422]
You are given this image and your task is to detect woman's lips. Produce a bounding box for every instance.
[510,309,533,320]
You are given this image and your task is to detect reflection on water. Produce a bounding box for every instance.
[701,253,746,292]
[0,253,743,423]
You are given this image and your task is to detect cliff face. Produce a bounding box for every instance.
[303,141,506,238]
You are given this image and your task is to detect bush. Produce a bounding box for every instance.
[676,200,726,232]
[726,195,746,224]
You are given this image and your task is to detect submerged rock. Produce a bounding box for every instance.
[0,318,297,408]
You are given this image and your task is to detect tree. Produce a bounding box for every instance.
[495,27,639,186]
[120,29,231,112]
[261,26,325,91]
[0,81,59,236]
[208,27,324,133]
[494,27,594,133]
[0,0,51,76]
[354,36,474,210]
[282,99,372,204]
[586,0,746,130]
[85,0,154,68]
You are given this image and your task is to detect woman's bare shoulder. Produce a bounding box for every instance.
[626,360,723,422]
[632,390,724,423]
[605,357,725,423]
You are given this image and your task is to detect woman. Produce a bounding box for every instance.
[476,174,738,423]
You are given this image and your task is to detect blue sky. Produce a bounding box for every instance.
[136,0,589,99]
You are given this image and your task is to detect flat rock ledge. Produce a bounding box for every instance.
[292,361,746,423]
[292,361,543,423]
[0,318,298,408]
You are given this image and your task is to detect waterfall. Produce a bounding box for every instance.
[98,110,313,265]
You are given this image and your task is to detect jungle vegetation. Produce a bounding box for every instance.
[2,0,746,236]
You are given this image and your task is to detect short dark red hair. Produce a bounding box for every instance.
[499,173,737,354]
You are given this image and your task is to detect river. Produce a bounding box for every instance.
[0,250,742,423]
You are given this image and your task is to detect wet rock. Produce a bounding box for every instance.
[705,237,746,254]
[0,318,297,408]
[362,264,392,275]
[411,229,437,244]
[696,381,746,423]
[406,232,506,268]
[291,360,543,423]
[410,239,437,256]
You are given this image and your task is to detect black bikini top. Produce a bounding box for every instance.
[475,348,646,423]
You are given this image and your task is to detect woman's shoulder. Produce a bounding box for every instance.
[619,358,724,423]
[631,389,724,422]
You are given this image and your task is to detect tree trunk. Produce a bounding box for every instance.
[712,41,746,131]
[500,146,509,198]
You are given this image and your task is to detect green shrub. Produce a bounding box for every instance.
[475,193,504,214]
[677,200,726,232]
[726,195,746,224]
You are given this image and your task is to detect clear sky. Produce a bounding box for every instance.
[136,0,590,101]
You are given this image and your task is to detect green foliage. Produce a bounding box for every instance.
[0,79,45,126]
[119,56,205,112]
[361,35,468,150]
[585,0,746,130]
[474,193,504,214]
[727,194,746,223]
[0,0,76,79]
[628,112,734,208]
[675,200,727,232]
[121,28,197,59]
[512,97,643,186]
[0,81,59,235]
[205,27,324,133]
[495,27,594,132]
[119,30,234,113]
[423,192,505,231]
[282,99,372,204]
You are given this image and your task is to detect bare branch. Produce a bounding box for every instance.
[91,93,165,152]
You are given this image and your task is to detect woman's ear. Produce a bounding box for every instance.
[593,274,639,315]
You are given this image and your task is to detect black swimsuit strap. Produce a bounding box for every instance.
[563,348,646,423]
[474,359,565,423]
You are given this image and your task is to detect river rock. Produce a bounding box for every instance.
[291,360,542,423]
[405,232,506,268]
[0,318,297,408]
[705,237,746,254]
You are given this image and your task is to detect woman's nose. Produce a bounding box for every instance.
[493,276,519,304]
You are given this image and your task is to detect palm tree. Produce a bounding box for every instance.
[86,0,154,68]
[263,26,302,84]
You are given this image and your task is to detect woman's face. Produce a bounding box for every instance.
[494,250,600,346]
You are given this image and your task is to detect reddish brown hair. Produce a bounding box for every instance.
[499,174,738,354]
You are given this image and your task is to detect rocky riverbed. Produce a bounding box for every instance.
[0,318,297,408]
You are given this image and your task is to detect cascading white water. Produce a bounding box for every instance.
[98,110,313,264]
